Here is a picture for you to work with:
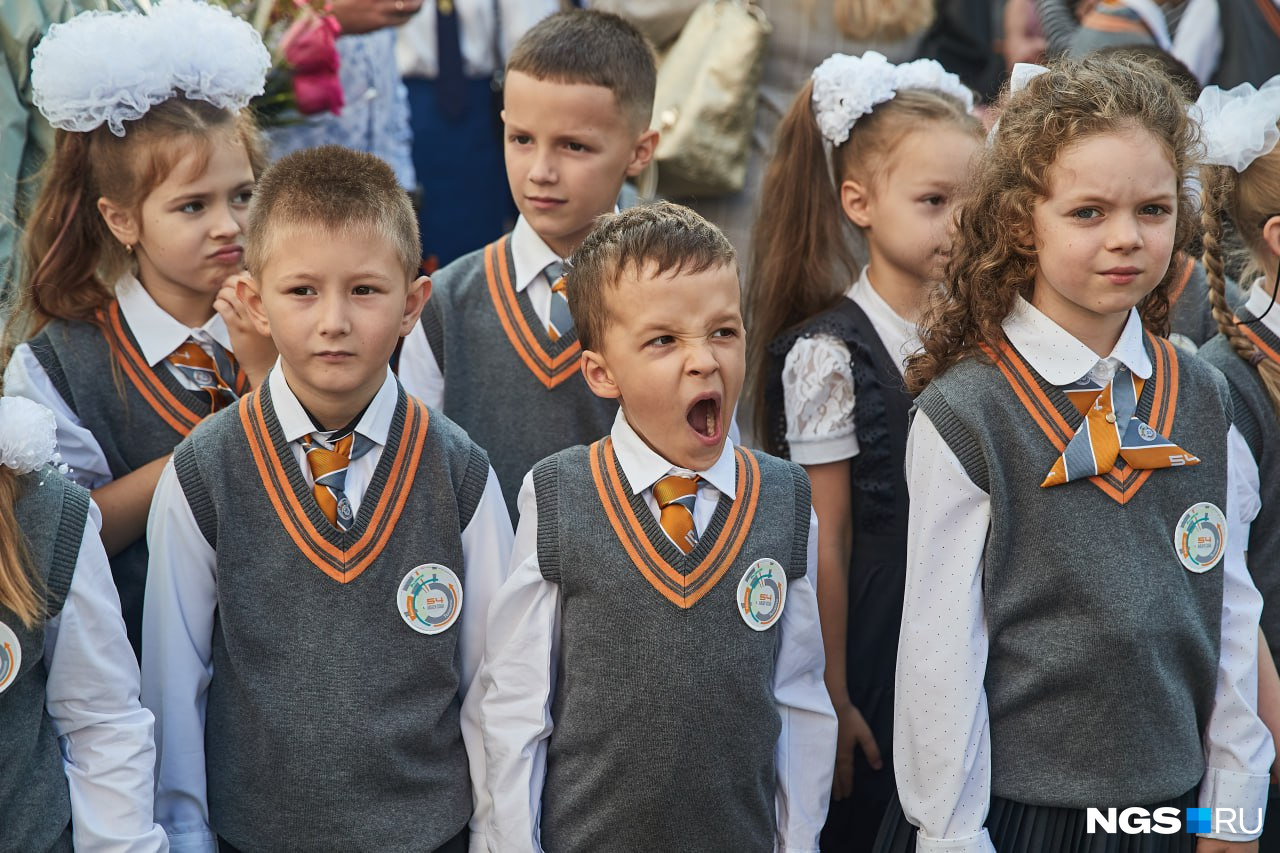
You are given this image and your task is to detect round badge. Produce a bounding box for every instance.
[398,564,463,635]
[737,558,788,631]
[0,620,21,695]
[1174,502,1228,573]
[1138,422,1156,442]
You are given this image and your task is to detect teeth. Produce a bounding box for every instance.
[706,405,714,436]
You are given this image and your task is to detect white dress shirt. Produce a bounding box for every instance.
[3,275,235,489]
[396,0,559,78]
[41,499,169,851]
[141,365,514,853]
[475,409,837,853]
[781,266,920,465]
[894,298,1273,853]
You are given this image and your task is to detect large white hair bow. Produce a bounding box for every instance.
[1191,79,1280,172]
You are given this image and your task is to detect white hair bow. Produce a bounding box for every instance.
[1191,79,1280,173]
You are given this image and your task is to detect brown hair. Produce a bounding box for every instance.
[0,468,41,629]
[4,98,264,357]
[245,145,421,280]
[745,80,980,445]
[505,10,657,128]
[568,201,736,352]
[1201,150,1280,415]
[905,53,1200,394]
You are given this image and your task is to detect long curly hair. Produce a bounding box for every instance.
[905,54,1201,394]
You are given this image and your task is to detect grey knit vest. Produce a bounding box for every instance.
[533,440,811,852]
[28,302,245,658]
[0,467,89,851]
[916,333,1228,807]
[419,236,617,518]
[1213,0,1280,88]
[171,379,489,851]
[1200,323,1280,659]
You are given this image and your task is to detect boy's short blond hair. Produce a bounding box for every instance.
[505,10,657,129]
[245,145,420,279]
[568,202,736,352]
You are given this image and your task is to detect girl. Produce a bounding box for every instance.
[1196,78,1280,848]
[745,51,982,850]
[2,0,272,658]
[879,54,1271,853]
[0,396,166,851]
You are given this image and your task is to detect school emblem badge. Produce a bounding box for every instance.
[0,620,21,695]
[397,564,463,634]
[737,558,787,631]
[1174,502,1227,573]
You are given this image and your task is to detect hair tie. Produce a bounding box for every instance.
[810,51,974,146]
[0,399,63,475]
[1192,80,1280,173]
[31,0,270,137]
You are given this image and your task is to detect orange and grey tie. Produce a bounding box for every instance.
[302,431,372,529]
[654,474,700,554]
[167,338,237,411]
[545,261,572,342]
[1041,367,1198,487]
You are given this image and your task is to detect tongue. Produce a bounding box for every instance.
[687,399,717,436]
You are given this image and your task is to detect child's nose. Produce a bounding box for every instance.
[685,339,719,376]
[317,294,352,335]
[529,148,557,184]
[210,202,242,239]
[1106,213,1144,251]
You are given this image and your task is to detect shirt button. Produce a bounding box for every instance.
[1105,413,1117,424]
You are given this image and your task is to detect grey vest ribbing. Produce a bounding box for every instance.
[533,442,810,853]
[29,312,216,658]
[171,381,489,851]
[420,238,617,518]
[916,339,1228,807]
[1200,332,1280,658]
[1,467,89,852]
[1213,0,1280,88]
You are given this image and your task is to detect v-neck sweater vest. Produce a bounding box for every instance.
[531,439,810,853]
[170,380,489,851]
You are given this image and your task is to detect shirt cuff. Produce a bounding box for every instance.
[166,829,217,853]
[1198,767,1271,841]
[916,828,995,853]
[786,431,859,466]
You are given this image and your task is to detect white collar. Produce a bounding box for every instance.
[847,266,919,334]
[1244,278,1280,340]
[510,216,564,294]
[115,275,232,366]
[609,408,737,498]
[267,362,398,446]
[1002,297,1152,385]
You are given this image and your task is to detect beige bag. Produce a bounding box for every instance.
[642,0,771,199]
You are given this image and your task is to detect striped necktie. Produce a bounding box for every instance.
[301,430,374,529]
[545,261,573,342]
[654,474,700,554]
[167,338,237,411]
[1041,367,1199,487]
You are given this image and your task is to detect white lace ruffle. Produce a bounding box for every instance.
[782,335,859,465]
[32,0,269,137]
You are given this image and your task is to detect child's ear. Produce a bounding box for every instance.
[96,196,140,249]
[1262,215,1280,262]
[840,179,872,229]
[624,128,660,178]
[236,274,272,337]
[400,275,431,337]
[580,348,621,399]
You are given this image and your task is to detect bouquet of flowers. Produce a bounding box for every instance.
[113,0,344,124]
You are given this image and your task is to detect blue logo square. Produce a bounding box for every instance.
[1185,807,1211,834]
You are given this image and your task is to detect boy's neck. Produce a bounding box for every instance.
[280,369,382,434]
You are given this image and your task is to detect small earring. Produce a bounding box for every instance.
[124,243,133,254]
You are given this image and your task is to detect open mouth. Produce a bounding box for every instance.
[686,394,722,441]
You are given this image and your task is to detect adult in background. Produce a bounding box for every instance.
[396,0,558,271]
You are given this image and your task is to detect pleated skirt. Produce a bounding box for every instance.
[871,788,1198,853]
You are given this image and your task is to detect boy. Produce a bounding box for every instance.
[140,146,513,853]
[478,203,838,852]
[397,10,658,518]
